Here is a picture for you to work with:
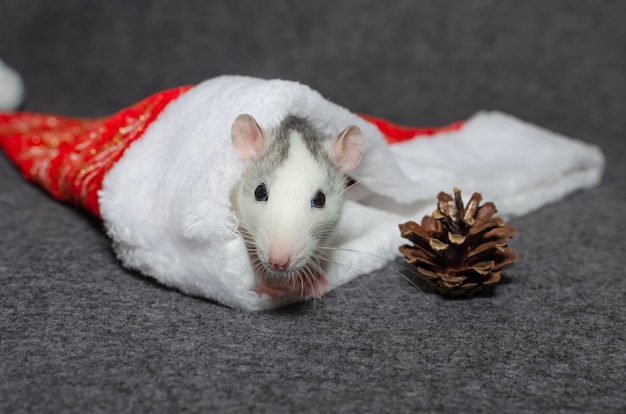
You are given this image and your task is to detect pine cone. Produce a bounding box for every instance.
[399,188,518,298]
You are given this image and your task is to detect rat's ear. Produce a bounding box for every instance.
[231,114,268,161]
[330,125,365,174]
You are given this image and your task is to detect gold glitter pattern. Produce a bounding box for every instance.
[0,86,192,216]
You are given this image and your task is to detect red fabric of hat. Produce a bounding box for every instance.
[0,86,192,216]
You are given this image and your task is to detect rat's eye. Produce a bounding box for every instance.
[255,184,268,201]
[311,190,326,208]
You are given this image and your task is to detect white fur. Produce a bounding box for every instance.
[0,59,24,110]
[99,75,605,311]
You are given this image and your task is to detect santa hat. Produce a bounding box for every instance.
[0,75,605,310]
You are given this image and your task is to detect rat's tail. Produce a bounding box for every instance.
[0,59,24,111]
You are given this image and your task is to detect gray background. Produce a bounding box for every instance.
[1,0,624,412]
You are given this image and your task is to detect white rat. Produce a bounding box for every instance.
[230,113,365,299]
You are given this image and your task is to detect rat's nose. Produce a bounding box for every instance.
[269,255,290,271]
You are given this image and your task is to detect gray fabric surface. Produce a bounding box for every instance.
[1,1,624,412]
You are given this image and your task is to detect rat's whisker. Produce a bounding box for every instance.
[317,246,431,301]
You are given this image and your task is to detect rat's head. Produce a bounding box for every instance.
[231,114,364,279]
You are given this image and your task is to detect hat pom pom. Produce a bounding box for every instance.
[0,59,24,111]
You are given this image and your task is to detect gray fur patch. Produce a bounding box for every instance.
[277,115,338,172]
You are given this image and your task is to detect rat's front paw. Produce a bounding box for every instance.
[255,271,330,300]
[307,273,329,299]
[255,283,291,300]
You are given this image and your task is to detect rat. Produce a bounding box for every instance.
[230,113,365,300]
